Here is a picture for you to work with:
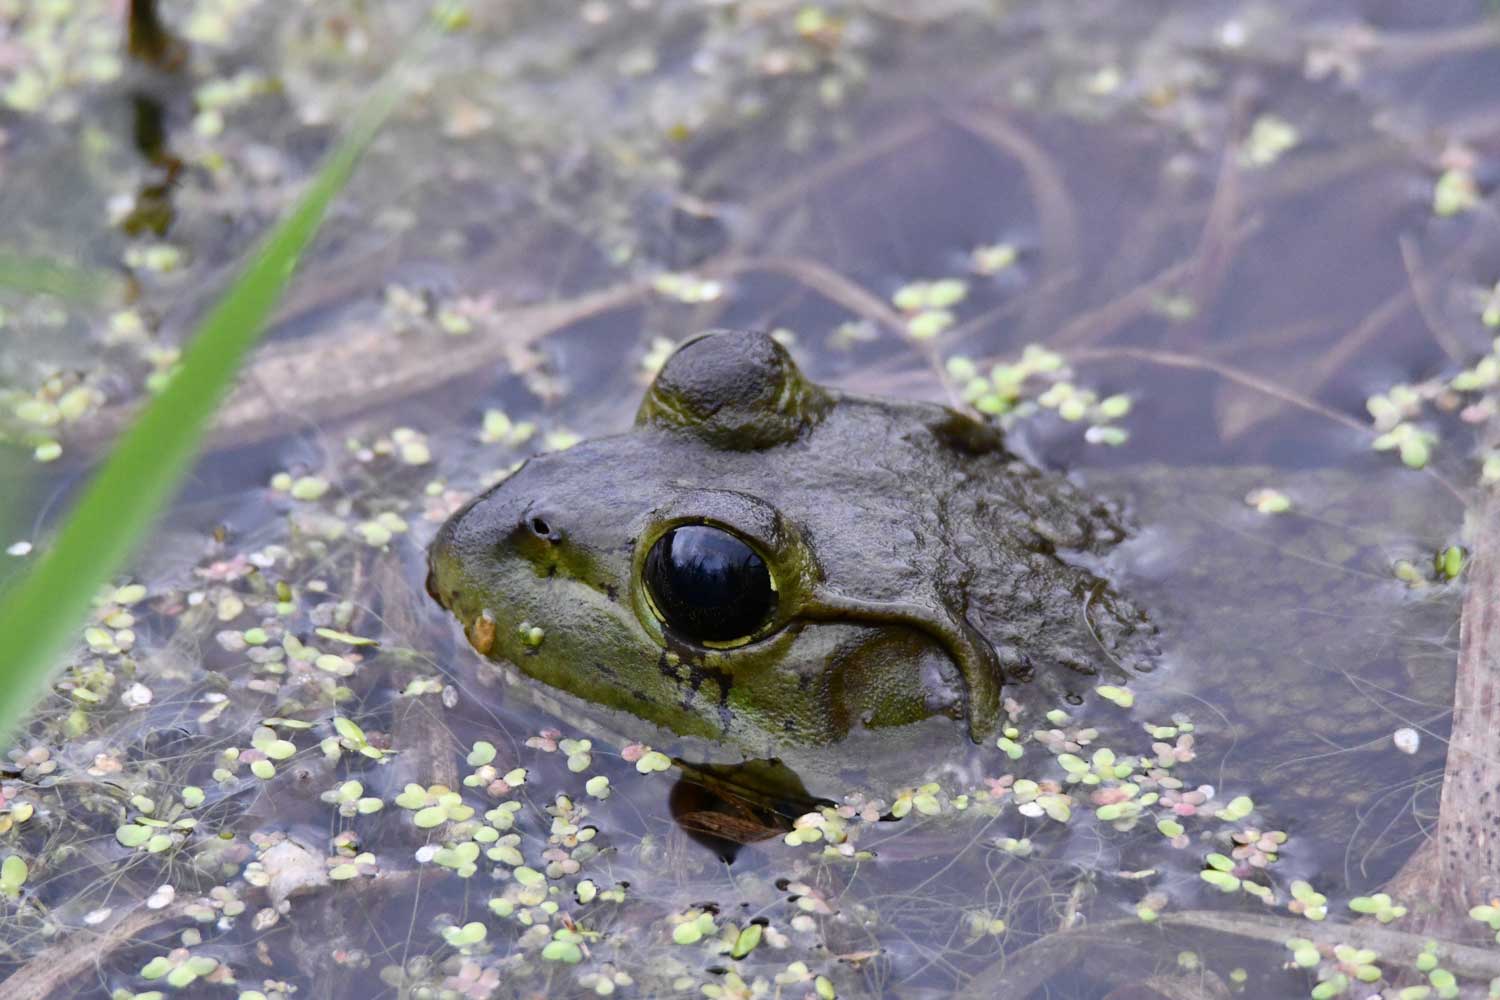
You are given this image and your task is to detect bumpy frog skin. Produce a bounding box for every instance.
[428,331,1153,763]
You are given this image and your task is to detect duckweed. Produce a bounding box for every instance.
[1434,167,1480,216]
[139,950,220,989]
[970,243,1019,275]
[1246,487,1292,514]
[1240,114,1299,167]
[0,856,28,898]
[1348,893,1406,924]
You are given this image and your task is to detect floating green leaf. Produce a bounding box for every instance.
[0,855,27,897]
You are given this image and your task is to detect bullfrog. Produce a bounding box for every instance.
[427,331,1155,786]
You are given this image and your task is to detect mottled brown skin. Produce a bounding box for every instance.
[427,331,1152,768]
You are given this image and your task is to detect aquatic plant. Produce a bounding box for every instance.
[0,73,399,744]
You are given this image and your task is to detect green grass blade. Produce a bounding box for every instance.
[0,82,400,743]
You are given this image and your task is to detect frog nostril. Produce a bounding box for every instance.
[528,516,558,541]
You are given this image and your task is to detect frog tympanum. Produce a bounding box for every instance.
[428,331,1153,790]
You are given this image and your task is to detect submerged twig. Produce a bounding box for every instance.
[69,281,650,452]
[1048,221,1260,349]
[1398,234,1470,364]
[1072,345,1469,503]
[719,256,905,334]
[1176,86,1253,339]
[1300,235,1487,409]
[1071,346,1367,433]
[0,866,430,1000]
[944,105,1081,330]
[746,114,937,222]
[0,901,190,1000]
[1364,21,1500,68]
[968,908,1500,997]
[1160,142,1402,229]
[126,0,185,70]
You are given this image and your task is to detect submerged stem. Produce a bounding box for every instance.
[126,0,184,70]
[969,908,1500,996]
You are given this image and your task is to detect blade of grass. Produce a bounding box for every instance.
[0,80,401,743]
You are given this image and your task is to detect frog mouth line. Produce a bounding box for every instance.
[451,583,996,745]
[430,536,1002,744]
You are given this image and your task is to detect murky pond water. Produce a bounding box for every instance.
[3,2,1500,998]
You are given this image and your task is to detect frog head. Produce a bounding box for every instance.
[428,331,1136,762]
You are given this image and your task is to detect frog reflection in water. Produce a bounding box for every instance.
[427,331,1154,798]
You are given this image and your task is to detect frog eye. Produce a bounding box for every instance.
[643,525,776,644]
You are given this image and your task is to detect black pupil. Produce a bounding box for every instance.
[643,525,774,643]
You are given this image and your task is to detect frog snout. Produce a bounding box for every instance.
[426,485,544,615]
[427,508,476,613]
[426,523,459,610]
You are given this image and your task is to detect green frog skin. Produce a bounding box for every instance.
[427,331,1153,766]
